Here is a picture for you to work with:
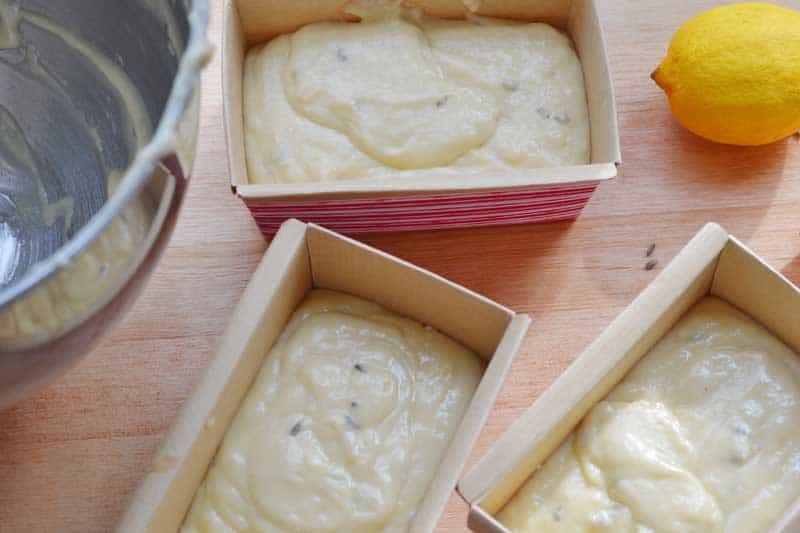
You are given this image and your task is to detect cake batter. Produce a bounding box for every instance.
[182,290,483,532]
[244,5,590,184]
[499,297,800,533]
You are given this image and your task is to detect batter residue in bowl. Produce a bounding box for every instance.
[0,1,158,343]
[0,0,20,49]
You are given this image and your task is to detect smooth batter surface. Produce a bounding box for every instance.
[244,5,590,184]
[182,290,483,532]
[499,297,800,533]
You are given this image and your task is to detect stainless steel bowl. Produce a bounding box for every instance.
[0,0,209,409]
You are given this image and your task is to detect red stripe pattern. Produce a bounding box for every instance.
[245,184,598,235]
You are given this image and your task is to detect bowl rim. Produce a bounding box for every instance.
[0,0,210,312]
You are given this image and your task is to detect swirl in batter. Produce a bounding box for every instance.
[182,290,483,532]
[499,297,800,533]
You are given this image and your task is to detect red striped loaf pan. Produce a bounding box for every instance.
[224,0,620,236]
[244,183,601,235]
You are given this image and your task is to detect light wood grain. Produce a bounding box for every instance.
[1,1,799,532]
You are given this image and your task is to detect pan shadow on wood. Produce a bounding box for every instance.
[362,220,575,316]
[782,255,800,287]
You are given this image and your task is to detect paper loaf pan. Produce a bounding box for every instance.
[116,219,531,532]
[223,0,621,235]
[458,222,800,533]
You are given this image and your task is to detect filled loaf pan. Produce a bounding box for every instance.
[458,223,800,533]
[224,0,620,235]
[117,219,530,532]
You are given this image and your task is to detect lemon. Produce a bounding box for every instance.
[652,2,800,146]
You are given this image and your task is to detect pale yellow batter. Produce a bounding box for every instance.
[244,5,590,184]
[0,177,152,345]
[499,297,800,533]
[0,3,156,346]
[181,289,483,532]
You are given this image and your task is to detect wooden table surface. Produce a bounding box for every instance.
[2,1,799,531]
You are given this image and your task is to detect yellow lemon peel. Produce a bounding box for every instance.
[653,2,800,146]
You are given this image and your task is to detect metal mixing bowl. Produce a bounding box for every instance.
[0,0,209,409]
